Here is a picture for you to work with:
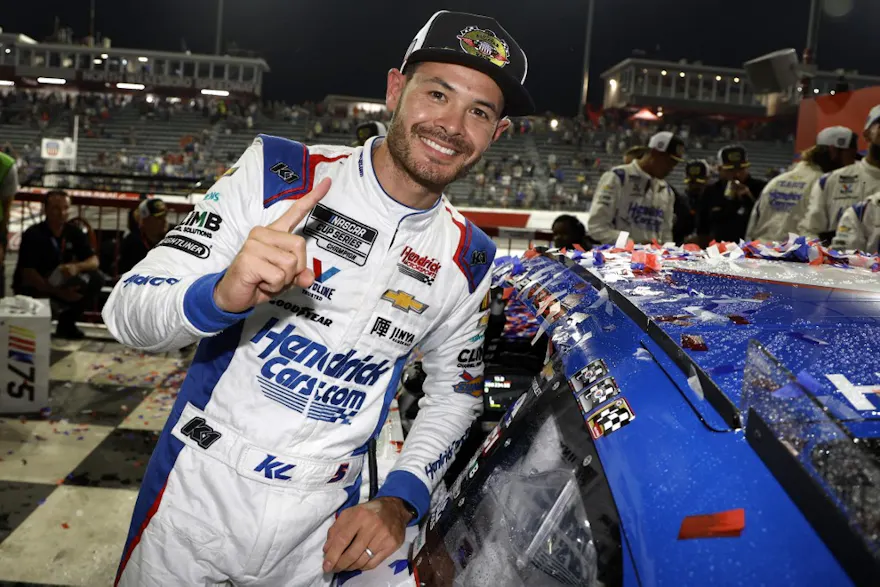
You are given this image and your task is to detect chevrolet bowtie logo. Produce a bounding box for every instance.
[381,289,429,314]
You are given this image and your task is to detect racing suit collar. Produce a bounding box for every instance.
[859,158,880,180]
[360,136,444,230]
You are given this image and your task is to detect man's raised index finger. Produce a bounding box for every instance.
[268,177,332,233]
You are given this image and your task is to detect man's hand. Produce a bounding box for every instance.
[59,263,80,280]
[322,497,411,574]
[55,286,83,303]
[214,178,331,313]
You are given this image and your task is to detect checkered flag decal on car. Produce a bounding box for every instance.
[587,398,635,440]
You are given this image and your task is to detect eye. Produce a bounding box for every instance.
[430,90,445,101]
[471,108,489,119]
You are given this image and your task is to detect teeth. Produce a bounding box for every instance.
[421,137,456,156]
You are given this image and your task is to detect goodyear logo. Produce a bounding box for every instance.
[251,318,391,424]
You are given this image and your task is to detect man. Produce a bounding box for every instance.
[104,10,531,586]
[799,105,880,242]
[0,151,18,295]
[354,121,388,147]
[587,131,683,244]
[747,126,858,243]
[695,144,767,245]
[13,190,103,339]
[551,214,592,250]
[118,198,169,275]
[623,145,648,165]
[674,159,709,244]
[832,195,880,253]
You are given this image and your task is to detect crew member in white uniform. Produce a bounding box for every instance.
[799,105,880,241]
[746,126,857,242]
[832,194,880,253]
[587,131,684,245]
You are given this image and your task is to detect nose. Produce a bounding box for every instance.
[433,106,467,139]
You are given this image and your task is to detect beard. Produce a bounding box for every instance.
[385,114,480,190]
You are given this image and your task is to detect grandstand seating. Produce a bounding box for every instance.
[0,96,798,212]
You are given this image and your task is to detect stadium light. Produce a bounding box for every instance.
[679,72,685,78]
[93,59,102,65]
[0,80,14,87]
[122,59,128,65]
[117,82,145,90]
[138,56,149,63]
[37,77,66,85]
[830,90,836,95]
[550,119,559,130]
[4,49,10,54]
[201,89,230,97]
[146,95,154,103]
[609,79,617,91]
[733,77,740,83]
[716,75,722,81]
[814,88,819,94]
[661,70,667,76]
[101,53,109,59]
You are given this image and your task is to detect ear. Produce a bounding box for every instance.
[386,68,407,113]
[491,117,512,142]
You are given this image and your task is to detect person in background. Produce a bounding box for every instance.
[12,190,103,339]
[551,214,594,250]
[695,144,767,245]
[0,151,19,296]
[623,145,648,164]
[832,194,880,254]
[588,131,684,244]
[119,198,169,275]
[675,160,709,244]
[799,105,880,243]
[747,126,858,243]
[353,121,388,147]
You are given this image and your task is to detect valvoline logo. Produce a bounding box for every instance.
[312,258,339,283]
[251,318,390,424]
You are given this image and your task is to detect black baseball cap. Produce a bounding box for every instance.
[684,160,709,183]
[355,121,388,146]
[717,145,750,169]
[400,10,534,116]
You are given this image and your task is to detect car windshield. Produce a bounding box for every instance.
[413,358,624,587]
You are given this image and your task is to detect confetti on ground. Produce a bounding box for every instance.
[61,523,69,529]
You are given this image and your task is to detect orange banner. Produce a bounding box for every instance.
[796,86,880,153]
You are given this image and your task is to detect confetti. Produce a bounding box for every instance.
[61,523,70,529]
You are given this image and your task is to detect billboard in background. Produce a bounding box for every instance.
[796,86,880,154]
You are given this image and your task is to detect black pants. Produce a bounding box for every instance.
[18,270,105,327]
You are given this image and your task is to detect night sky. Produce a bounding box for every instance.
[5,0,880,115]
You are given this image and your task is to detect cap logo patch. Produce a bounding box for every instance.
[837,137,847,147]
[656,141,667,150]
[457,26,510,68]
[688,165,701,175]
[728,152,742,162]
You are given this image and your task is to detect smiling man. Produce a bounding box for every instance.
[105,10,532,587]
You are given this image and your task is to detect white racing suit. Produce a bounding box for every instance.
[831,194,880,254]
[798,159,880,238]
[746,161,821,242]
[587,160,674,245]
[105,135,493,586]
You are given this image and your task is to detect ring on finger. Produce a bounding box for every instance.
[364,547,375,559]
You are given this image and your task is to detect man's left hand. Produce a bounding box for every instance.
[322,497,411,574]
[59,264,80,280]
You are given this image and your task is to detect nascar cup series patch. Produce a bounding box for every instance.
[587,397,635,440]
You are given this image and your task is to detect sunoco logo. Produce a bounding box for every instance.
[251,318,390,424]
